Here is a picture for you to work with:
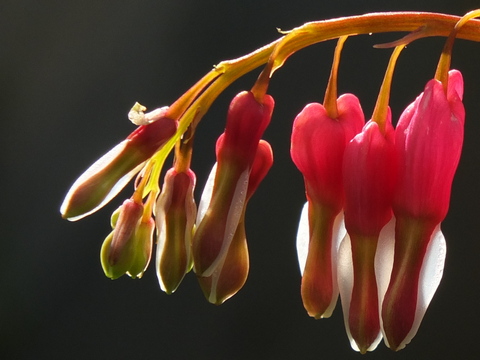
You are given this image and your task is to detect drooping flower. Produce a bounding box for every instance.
[291,36,365,320]
[338,115,397,353]
[61,107,177,221]
[381,69,464,351]
[197,138,273,304]
[155,168,197,294]
[192,91,274,277]
[336,44,404,353]
[291,95,364,319]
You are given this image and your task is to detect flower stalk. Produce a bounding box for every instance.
[60,9,480,354]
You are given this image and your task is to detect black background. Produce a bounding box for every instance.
[2,0,480,359]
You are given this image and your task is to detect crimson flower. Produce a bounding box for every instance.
[382,70,465,350]
[291,94,364,319]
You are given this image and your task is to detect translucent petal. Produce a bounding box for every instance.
[155,179,173,292]
[296,203,346,277]
[375,217,396,309]
[296,202,309,275]
[338,233,357,351]
[196,163,217,225]
[201,168,249,277]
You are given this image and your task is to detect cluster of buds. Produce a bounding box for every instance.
[61,10,480,353]
[61,80,275,303]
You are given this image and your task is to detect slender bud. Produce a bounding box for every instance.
[61,112,177,221]
[155,168,197,294]
[192,91,274,277]
[197,140,273,304]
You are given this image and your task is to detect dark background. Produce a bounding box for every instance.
[2,0,480,359]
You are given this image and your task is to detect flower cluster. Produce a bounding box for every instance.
[61,10,480,353]
[293,64,464,351]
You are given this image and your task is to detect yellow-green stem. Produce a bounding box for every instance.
[371,45,405,133]
[435,10,480,92]
[324,36,348,119]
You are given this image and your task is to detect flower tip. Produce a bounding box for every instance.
[59,204,71,220]
[126,271,144,279]
[382,330,408,352]
[197,276,225,305]
[60,198,93,221]
[197,274,240,305]
[59,192,88,221]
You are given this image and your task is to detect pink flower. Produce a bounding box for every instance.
[338,115,397,353]
[382,70,464,350]
[291,94,364,319]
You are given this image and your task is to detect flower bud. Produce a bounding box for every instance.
[100,199,153,279]
[61,114,177,221]
[155,168,197,294]
[192,91,274,277]
[197,140,273,304]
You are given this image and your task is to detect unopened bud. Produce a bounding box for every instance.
[101,199,153,279]
[61,116,177,221]
[155,169,197,294]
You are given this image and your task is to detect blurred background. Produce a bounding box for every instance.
[2,0,480,359]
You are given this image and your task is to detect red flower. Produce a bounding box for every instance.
[291,94,364,319]
[339,115,397,353]
[382,70,464,350]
